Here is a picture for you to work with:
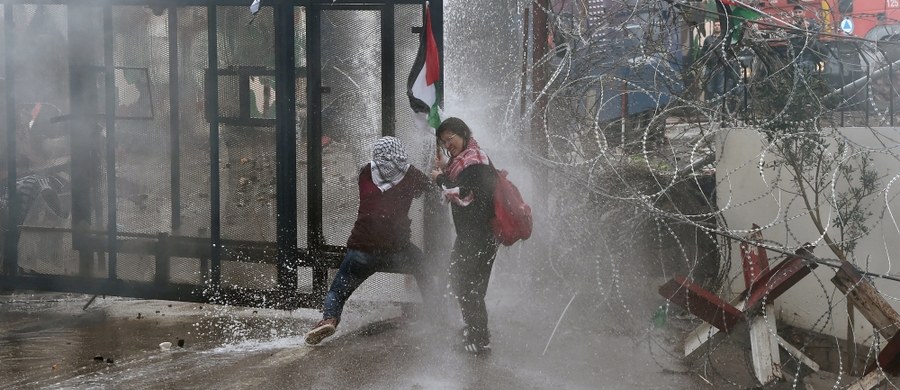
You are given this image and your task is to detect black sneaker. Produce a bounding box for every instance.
[304,317,339,346]
[456,326,491,355]
[456,340,491,355]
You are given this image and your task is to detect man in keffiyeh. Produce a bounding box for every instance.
[370,136,411,192]
[305,136,441,346]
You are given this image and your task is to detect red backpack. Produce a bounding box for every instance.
[491,166,532,246]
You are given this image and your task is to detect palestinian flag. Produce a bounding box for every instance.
[407,1,442,129]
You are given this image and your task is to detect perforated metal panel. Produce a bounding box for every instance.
[0,1,439,310]
[320,9,382,247]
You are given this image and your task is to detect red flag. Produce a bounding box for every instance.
[424,2,440,85]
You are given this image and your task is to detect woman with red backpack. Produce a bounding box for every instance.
[430,117,499,355]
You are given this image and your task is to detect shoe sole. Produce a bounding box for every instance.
[304,324,336,346]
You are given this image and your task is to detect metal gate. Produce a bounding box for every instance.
[0,0,443,309]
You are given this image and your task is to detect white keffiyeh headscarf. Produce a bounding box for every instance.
[370,136,410,192]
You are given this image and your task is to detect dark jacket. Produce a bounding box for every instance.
[436,163,497,241]
[346,164,432,254]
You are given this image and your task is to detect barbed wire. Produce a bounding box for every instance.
[515,0,900,386]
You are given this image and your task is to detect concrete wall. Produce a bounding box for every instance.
[717,126,900,344]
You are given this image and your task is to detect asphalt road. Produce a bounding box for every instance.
[0,282,703,389]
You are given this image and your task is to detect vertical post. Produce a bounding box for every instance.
[743,64,748,115]
[3,4,17,278]
[531,0,548,154]
[865,74,870,124]
[275,2,298,296]
[68,4,100,277]
[749,304,784,384]
[531,0,549,194]
[421,0,452,305]
[840,59,845,127]
[103,6,118,279]
[155,232,171,284]
[306,5,326,297]
[207,5,221,287]
[530,0,551,276]
[890,61,895,126]
[381,4,396,137]
[520,10,529,116]
[169,7,182,232]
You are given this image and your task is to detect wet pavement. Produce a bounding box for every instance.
[0,282,704,389]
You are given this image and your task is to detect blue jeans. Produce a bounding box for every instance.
[322,246,435,320]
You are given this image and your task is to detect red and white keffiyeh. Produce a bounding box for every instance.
[441,137,489,206]
[445,137,489,181]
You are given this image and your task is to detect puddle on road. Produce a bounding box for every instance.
[0,293,318,388]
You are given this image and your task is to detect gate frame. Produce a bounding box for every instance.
[0,0,444,310]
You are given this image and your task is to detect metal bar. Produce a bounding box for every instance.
[0,0,427,5]
[103,5,118,279]
[740,226,770,289]
[3,3,17,278]
[207,4,221,286]
[659,275,745,332]
[214,65,308,76]
[0,273,324,310]
[169,6,182,231]
[381,3,395,136]
[865,333,900,375]
[307,4,327,297]
[743,254,818,311]
[216,117,277,127]
[866,73,870,124]
[316,3,383,10]
[274,2,298,292]
[824,57,900,101]
[520,10,528,116]
[239,73,250,119]
[840,58,845,127]
[888,63,894,127]
[155,232,171,284]
[68,5,100,276]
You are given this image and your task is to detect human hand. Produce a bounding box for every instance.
[430,168,442,182]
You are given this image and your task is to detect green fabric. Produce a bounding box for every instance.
[728,6,763,43]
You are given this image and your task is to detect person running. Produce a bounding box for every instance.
[304,136,438,346]
[430,117,499,355]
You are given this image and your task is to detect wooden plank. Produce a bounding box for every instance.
[741,224,770,289]
[846,370,886,390]
[744,254,818,311]
[832,261,900,339]
[684,298,747,356]
[749,304,783,385]
[774,334,820,372]
[659,276,744,333]
[684,321,719,357]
